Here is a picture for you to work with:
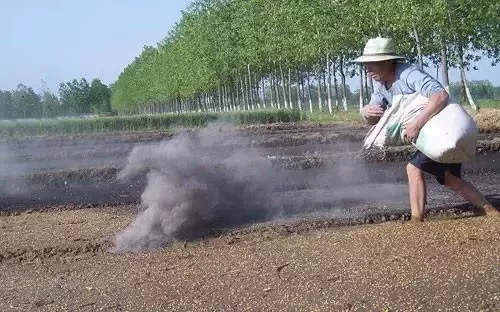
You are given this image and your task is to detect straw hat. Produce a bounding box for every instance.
[353,37,406,63]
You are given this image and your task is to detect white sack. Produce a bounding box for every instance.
[363,93,478,163]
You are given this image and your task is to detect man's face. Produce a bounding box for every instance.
[365,61,393,81]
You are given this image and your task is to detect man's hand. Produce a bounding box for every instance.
[362,105,385,125]
[402,120,421,143]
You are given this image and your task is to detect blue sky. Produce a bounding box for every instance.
[1,0,190,93]
[1,0,499,94]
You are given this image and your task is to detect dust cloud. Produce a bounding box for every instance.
[111,123,283,252]
[0,144,28,196]
[111,123,408,253]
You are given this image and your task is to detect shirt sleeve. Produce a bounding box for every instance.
[405,67,445,97]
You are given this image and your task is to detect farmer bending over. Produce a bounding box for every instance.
[354,37,499,222]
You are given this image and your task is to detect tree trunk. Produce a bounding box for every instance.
[333,60,339,109]
[235,76,241,111]
[229,84,234,111]
[363,67,369,103]
[441,42,450,94]
[274,69,281,109]
[269,75,274,108]
[224,85,229,111]
[300,73,305,102]
[317,72,322,112]
[261,77,266,108]
[322,71,327,107]
[226,85,231,111]
[288,67,293,109]
[240,74,247,111]
[307,72,313,113]
[296,69,302,111]
[339,56,348,111]
[327,53,333,114]
[359,64,364,112]
[247,64,254,110]
[368,74,373,95]
[279,62,287,109]
[462,70,478,111]
[218,86,222,112]
[413,26,424,70]
[255,73,261,109]
[223,84,227,111]
[458,44,478,111]
[243,73,249,110]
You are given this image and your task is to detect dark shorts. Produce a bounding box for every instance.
[409,151,462,185]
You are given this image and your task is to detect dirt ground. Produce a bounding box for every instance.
[1,119,500,311]
[0,207,499,312]
[475,108,500,133]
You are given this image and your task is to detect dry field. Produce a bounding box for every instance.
[1,114,499,311]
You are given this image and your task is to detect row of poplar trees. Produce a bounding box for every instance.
[111,0,500,115]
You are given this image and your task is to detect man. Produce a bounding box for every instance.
[354,37,499,222]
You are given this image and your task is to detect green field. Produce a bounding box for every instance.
[0,108,363,138]
[478,99,500,109]
[3,101,497,138]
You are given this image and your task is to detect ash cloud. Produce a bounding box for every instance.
[112,123,282,252]
[111,123,408,253]
[0,143,29,196]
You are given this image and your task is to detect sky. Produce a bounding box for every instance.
[1,0,499,95]
[1,0,190,93]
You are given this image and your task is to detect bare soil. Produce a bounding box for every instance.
[475,108,500,133]
[0,207,499,311]
[1,119,500,311]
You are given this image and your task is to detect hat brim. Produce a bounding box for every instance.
[353,55,406,63]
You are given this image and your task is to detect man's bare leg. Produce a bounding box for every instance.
[443,171,500,216]
[407,163,427,221]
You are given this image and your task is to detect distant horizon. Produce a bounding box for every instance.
[2,1,499,95]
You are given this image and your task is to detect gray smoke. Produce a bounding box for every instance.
[112,123,282,252]
[0,143,28,196]
[111,123,409,253]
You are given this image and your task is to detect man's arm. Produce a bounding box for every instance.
[402,67,449,141]
[406,67,449,127]
[413,90,449,128]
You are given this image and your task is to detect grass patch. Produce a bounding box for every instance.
[0,108,363,138]
[0,106,370,138]
[304,108,362,123]
[0,113,213,138]
[0,109,305,138]
[478,99,500,109]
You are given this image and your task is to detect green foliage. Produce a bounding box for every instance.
[58,78,91,114]
[11,84,42,119]
[477,99,500,109]
[89,79,112,113]
[41,91,61,118]
[0,90,14,119]
[0,77,113,120]
[449,80,500,103]
[110,0,500,113]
